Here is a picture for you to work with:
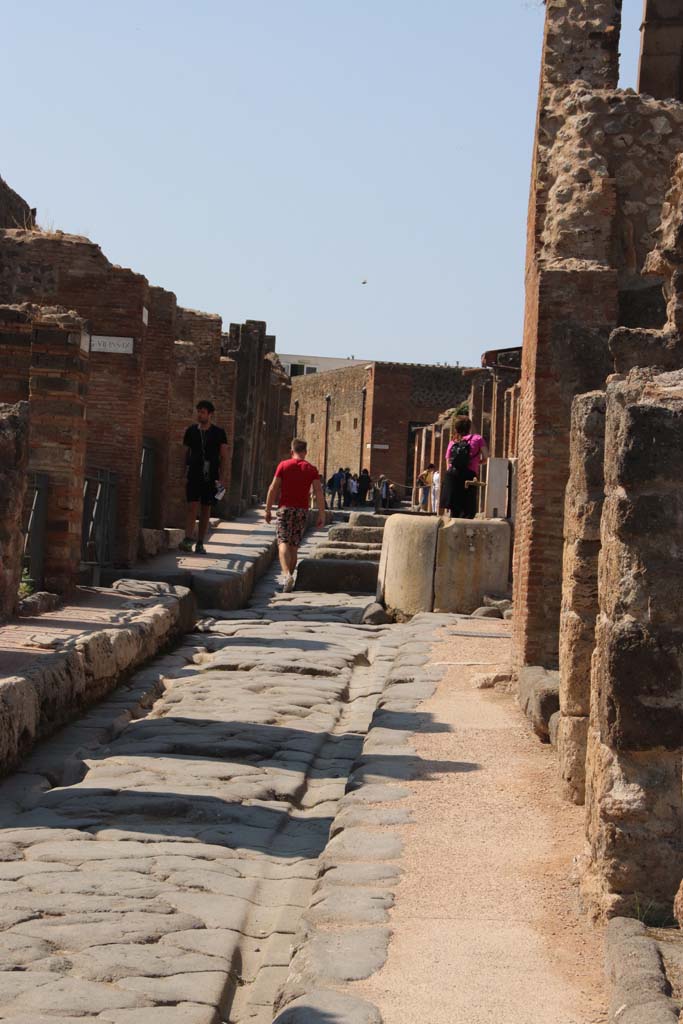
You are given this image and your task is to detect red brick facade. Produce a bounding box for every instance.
[289,362,469,492]
[0,187,289,593]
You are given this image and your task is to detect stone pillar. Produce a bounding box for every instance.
[0,401,28,620]
[490,373,508,458]
[638,0,683,102]
[557,390,605,804]
[582,368,683,920]
[29,311,90,594]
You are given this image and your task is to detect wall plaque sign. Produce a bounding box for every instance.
[91,336,134,354]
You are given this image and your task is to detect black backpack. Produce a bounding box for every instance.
[448,439,471,472]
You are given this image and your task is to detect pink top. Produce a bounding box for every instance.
[446,434,486,475]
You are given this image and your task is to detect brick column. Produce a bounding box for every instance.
[29,311,90,594]
[0,305,32,403]
[0,401,28,620]
[557,390,605,804]
[582,369,683,919]
[166,342,197,530]
[512,266,616,671]
[144,286,177,528]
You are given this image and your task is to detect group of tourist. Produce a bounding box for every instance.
[326,467,373,508]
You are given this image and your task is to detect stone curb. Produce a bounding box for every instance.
[272,612,457,1023]
[605,918,680,1023]
[0,581,196,777]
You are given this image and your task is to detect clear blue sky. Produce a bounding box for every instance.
[3,1,642,367]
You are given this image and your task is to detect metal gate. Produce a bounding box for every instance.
[81,469,117,583]
[22,472,48,590]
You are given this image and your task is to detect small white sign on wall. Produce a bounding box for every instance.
[91,336,135,354]
[142,306,149,326]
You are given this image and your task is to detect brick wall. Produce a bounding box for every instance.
[0,401,28,619]
[370,363,468,488]
[0,232,149,564]
[166,342,198,529]
[290,364,371,481]
[511,0,683,673]
[144,286,177,527]
[0,176,34,230]
[289,361,469,491]
[29,309,89,594]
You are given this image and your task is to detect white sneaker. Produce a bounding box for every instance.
[282,574,295,593]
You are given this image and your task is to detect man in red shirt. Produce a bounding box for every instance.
[265,438,325,591]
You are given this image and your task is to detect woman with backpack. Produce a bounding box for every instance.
[440,414,488,519]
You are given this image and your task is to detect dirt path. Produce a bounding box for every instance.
[353,627,608,1024]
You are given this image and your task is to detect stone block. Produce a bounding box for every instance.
[348,512,388,528]
[328,525,385,545]
[377,515,441,619]
[556,714,589,804]
[583,732,683,919]
[434,518,511,616]
[295,559,378,594]
[361,602,391,625]
[313,547,381,562]
[517,666,560,742]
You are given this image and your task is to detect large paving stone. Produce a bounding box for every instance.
[274,989,382,1023]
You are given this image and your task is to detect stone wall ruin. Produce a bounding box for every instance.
[515,0,683,921]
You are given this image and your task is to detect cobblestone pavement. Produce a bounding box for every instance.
[0,530,453,1022]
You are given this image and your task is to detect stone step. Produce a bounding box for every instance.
[328,526,386,544]
[313,548,381,563]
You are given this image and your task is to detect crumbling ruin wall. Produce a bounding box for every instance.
[557,390,605,804]
[512,0,683,673]
[582,368,683,920]
[0,176,34,230]
[0,402,28,620]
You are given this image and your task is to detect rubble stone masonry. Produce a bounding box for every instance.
[582,368,683,920]
[557,391,605,805]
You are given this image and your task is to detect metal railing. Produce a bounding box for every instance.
[22,472,49,590]
[81,469,117,582]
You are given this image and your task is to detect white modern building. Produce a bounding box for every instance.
[278,353,368,378]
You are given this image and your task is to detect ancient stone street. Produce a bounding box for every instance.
[0,529,444,1022]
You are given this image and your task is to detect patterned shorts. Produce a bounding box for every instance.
[276,507,309,547]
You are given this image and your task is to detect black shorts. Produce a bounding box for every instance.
[186,474,216,507]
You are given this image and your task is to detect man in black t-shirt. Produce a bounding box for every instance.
[180,400,229,554]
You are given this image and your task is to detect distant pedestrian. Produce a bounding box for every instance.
[343,467,353,508]
[265,438,325,592]
[440,415,488,519]
[417,463,435,511]
[180,400,229,554]
[432,467,441,512]
[350,474,359,506]
[328,467,344,509]
[358,468,371,505]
